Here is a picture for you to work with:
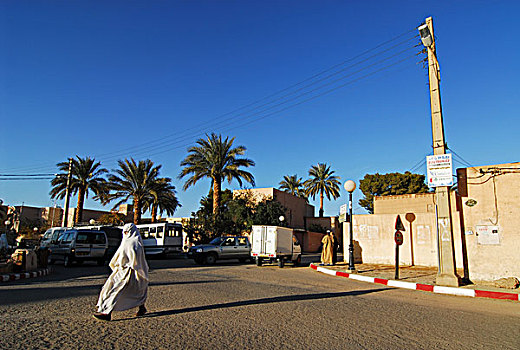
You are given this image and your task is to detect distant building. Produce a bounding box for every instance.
[0,204,133,233]
[233,188,314,229]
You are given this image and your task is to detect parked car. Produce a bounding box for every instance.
[47,229,108,267]
[187,236,251,264]
[40,227,68,248]
[75,225,123,258]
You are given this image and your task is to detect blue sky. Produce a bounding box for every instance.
[1,1,519,218]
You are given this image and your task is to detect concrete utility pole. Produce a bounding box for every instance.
[420,17,460,286]
[61,158,73,227]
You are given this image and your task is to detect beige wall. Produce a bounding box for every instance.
[343,213,464,268]
[68,207,128,225]
[457,162,520,281]
[41,207,63,227]
[374,193,435,214]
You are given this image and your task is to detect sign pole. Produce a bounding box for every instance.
[395,244,400,280]
[394,229,403,279]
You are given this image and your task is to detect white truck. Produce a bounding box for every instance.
[250,225,302,268]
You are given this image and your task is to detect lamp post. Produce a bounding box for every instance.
[278,216,285,226]
[344,180,356,272]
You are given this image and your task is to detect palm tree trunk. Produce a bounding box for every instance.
[213,175,221,216]
[319,190,324,217]
[75,187,85,224]
[151,204,157,223]
[133,198,141,224]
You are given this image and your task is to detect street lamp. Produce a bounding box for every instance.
[418,23,433,47]
[344,180,356,272]
[278,216,285,226]
[89,219,96,225]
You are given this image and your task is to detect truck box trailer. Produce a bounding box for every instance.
[251,225,302,268]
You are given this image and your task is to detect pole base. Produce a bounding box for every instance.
[436,273,461,287]
[345,268,357,273]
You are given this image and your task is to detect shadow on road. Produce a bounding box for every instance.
[129,288,388,321]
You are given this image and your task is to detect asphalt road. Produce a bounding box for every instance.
[1,256,519,349]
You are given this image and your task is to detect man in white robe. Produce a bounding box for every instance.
[93,223,149,321]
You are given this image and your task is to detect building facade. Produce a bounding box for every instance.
[343,162,520,282]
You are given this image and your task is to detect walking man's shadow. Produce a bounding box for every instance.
[117,288,387,321]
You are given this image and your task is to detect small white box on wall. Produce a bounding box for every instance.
[475,225,500,245]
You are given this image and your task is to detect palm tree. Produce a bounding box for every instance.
[104,158,161,224]
[304,163,341,217]
[50,156,108,224]
[279,174,307,199]
[179,133,255,217]
[144,178,181,223]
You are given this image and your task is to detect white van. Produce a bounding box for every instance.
[47,229,108,267]
[251,225,302,268]
[40,227,68,248]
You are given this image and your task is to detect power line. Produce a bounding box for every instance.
[408,156,427,173]
[92,31,419,161]
[447,148,473,168]
[92,37,420,165]
[110,48,419,161]
[142,52,419,160]
[9,40,419,174]
[3,48,420,175]
[0,173,56,177]
[1,27,421,174]
[0,177,54,181]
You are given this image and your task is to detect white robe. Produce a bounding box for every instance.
[97,223,149,313]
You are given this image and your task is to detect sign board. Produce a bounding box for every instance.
[394,230,404,245]
[476,225,500,245]
[339,204,348,223]
[426,154,453,188]
[395,215,405,231]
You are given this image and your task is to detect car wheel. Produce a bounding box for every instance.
[278,258,284,268]
[292,255,301,267]
[205,253,217,265]
[63,255,72,267]
[256,257,262,266]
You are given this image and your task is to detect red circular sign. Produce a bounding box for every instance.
[394,230,404,245]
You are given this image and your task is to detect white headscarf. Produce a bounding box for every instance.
[109,223,149,281]
[122,223,144,244]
